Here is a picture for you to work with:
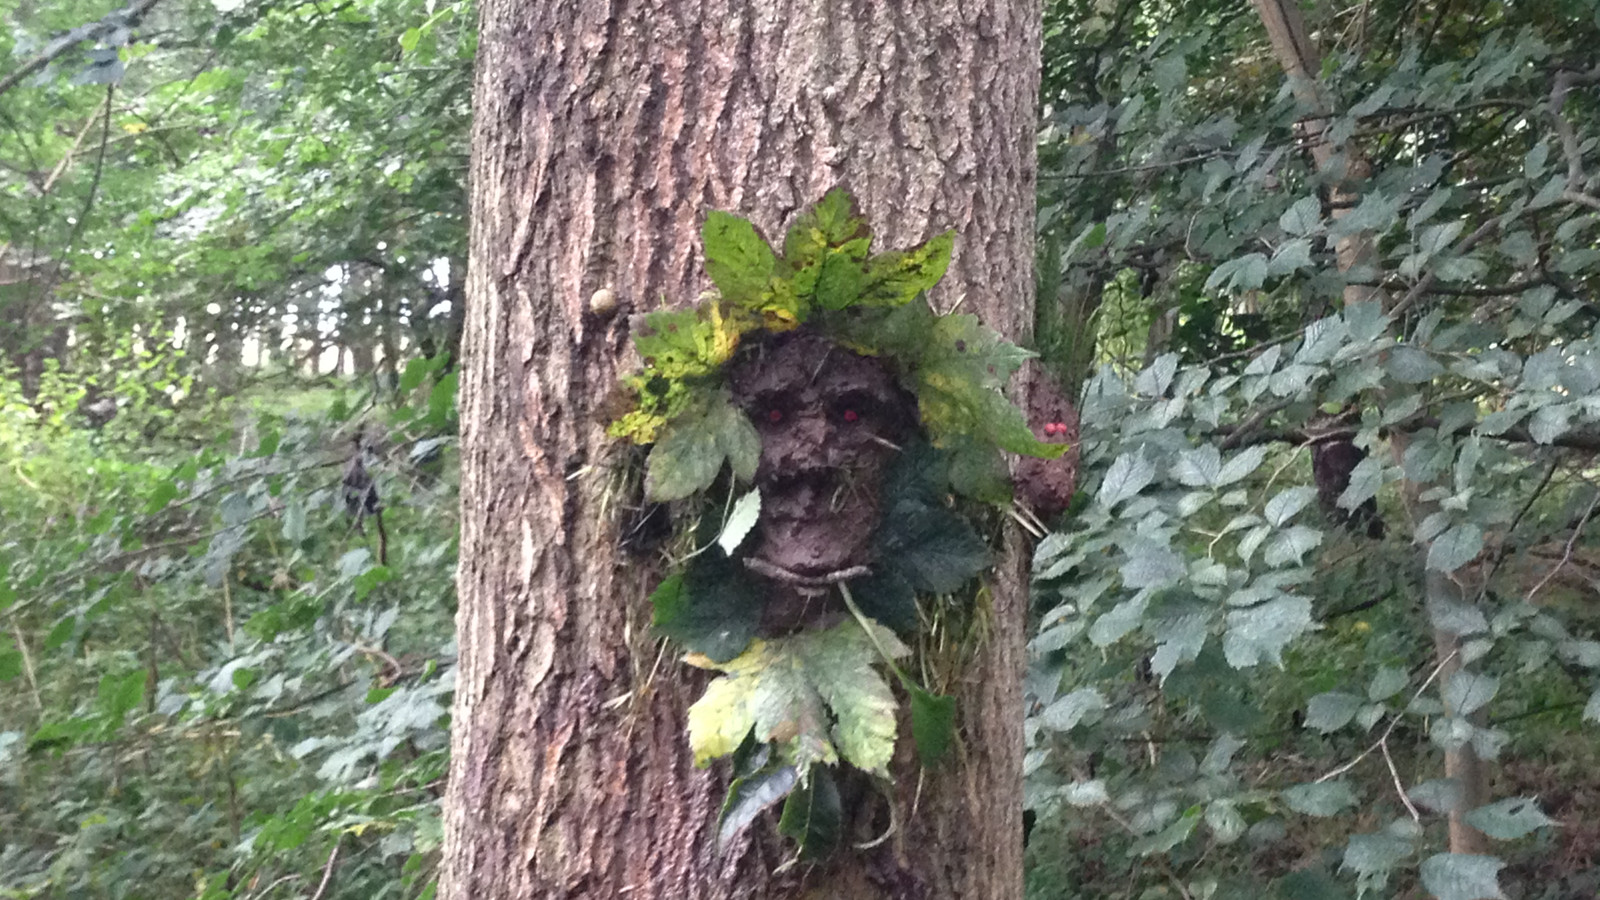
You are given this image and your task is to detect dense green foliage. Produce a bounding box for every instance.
[1028,1,1600,897]
[5,0,1600,897]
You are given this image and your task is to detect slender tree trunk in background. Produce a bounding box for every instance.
[442,2,1040,898]
[1249,0,1490,854]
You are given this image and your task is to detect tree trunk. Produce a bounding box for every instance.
[442,2,1041,899]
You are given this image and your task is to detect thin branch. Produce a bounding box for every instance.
[1523,489,1600,603]
[0,0,163,100]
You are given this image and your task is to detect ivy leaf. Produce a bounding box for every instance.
[717,763,799,854]
[716,490,762,557]
[1419,853,1506,900]
[703,211,777,305]
[909,685,956,767]
[1283,781,1358,817]
[686,620,907,774]
[778,768,843,860]
[1463,798,1554,840]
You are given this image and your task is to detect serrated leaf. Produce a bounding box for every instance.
[703,210,777,304]
[1036,687,1106,732]
[1280,196,1323,235]
[1265,486,1317,526]
[717,490,762,556]
[1419,853,1505,900]
[1174,445,1222,487]
[1305,692,1364,733]
[1410,779,1465,814]
[1283,781,1357,817]
[1217,445,1268,486]
[1464,798,1554,840]
[858,232,954,307]
[1337,457,1385,511]
[1130,806,1200,856]
[1098,452,1156,508]
[1342,827,1416,892]
[1223,595,1313,668]
[1428,524,1483,572]
[1368,666,1408,701]
[654,548,768,662]
[1386,346,1444,384]
[1443,671,1498,717]
[1264,525,1322,567]
[686,620,906,774]
[782,187,865,268]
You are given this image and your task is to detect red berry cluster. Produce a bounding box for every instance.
[1042,421,1068,437]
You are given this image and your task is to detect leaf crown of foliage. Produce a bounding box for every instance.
[610,187,1065,505]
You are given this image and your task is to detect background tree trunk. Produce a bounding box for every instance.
[442,2,1041,898]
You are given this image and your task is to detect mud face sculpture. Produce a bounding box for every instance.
[729,328,917,612]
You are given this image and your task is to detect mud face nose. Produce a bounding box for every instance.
[752,470,881,577]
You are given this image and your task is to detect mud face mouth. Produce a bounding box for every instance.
[751,469,882,578]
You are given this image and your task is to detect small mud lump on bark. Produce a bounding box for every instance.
[729,328,918,591]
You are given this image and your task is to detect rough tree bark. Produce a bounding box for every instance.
[442,3,1041,899]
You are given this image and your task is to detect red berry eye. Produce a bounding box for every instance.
[843,409,859,423]
[768,409,784,424]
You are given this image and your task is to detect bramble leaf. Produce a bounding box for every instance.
[686,620,907,775]
[703,211,777,305]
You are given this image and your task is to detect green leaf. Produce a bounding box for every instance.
[850,569,919,634]
[1223,595,1313,668]
[717,764,799,854]
[146,479,179,514]
[1305,692,1363,733]
[652,553,765,663]
[877,502,988,594]
[1419,853,1505,900]
[1368,666,1409,701]
[1217,445,1268,486]
[1337,457,1385,511]
[1443,671,1498,717]
[782,188,865,268]
[858,231,955,307]
[1097,452,1155,509]
[717,490,761,556]
[1428,524,1483,572]
[1279,196,1323,235]
[98,670,145,722]
[0,648,22,681]
[815,249,869,310]
[1283,781,1357,817]
[944,435,1013,503]
[703,211,778,305]
[909,686,955,767]
[686,620,906,774]
[646,393,758,501]
[1463,798,1554,840]
[1264,486,1317,526]
[1386,346,1444,384]
[778,768,843,860]
[1036,687,1106,732]
[1342,825,1417,894]
[399,26,421,53]
[1173,445,1222,487]
[1130,806,1200,856]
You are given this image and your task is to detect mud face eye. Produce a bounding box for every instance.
[829,390,879,426]
[768,408,785,424]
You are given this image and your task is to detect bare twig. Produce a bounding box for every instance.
[1317,649,1458,785]
[308,836,342,900]
[0,0,162,100]
[1382,738,1423,822]
[1523,489,1600,603]
[742,558,870,587]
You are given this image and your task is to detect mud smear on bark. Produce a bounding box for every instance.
[729,328,918,633]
